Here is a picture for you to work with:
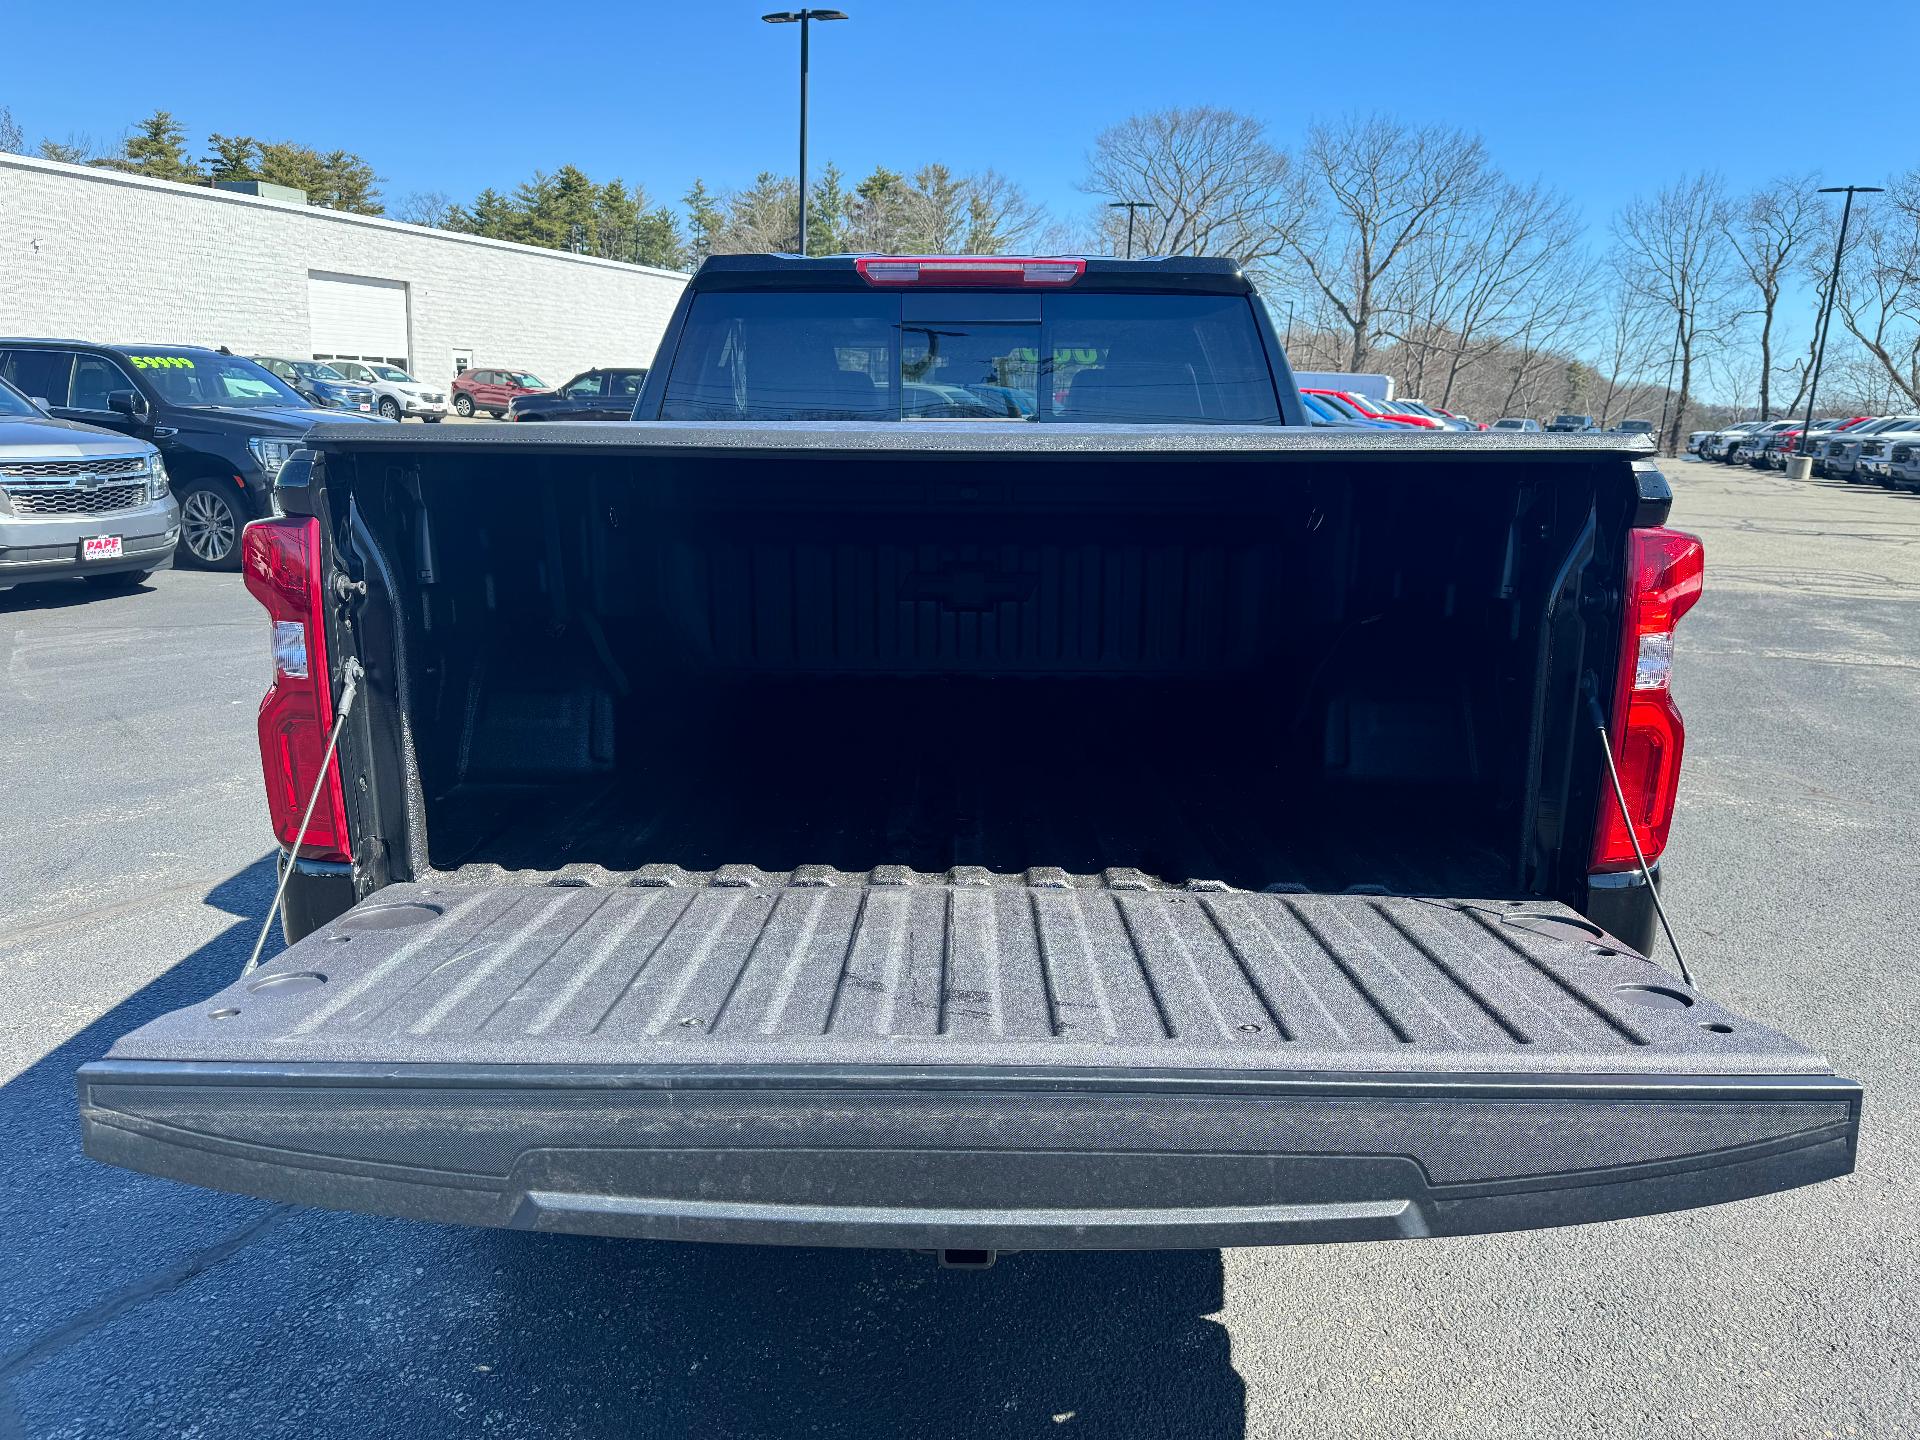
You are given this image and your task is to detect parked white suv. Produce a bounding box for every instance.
[320,361,447,422]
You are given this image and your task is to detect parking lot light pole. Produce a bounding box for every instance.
[1798,184,1883,459]
[1108,200,1154,259]
[763,9,848,257]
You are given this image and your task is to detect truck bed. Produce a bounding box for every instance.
[81,874,1857,1250]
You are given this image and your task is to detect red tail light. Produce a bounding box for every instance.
[241,516,352,861]
[1591,527,1705,872]
[855,256,1085,286]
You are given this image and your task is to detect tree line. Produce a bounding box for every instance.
[1,108,383,214]
[6,102,1917,445]
[1083,109,1919,445]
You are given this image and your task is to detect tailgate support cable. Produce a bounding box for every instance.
[243,658,363,977]
[1588,688,1696,989]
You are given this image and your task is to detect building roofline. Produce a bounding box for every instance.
[0,151,690,284]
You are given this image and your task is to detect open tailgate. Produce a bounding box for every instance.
[79,872,1858,1250]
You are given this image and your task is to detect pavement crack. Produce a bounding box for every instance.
[0,1204,294,1388]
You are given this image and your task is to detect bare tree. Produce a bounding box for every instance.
[1378,179,1591,409]
[0,106,23,155]
[1831,171,1920,408]
[394,190,458,229]
[1724,174,1822,418]
[1272,115,1499,370]
[1613,174,1738,453]
[1080,107,1297,261]
[1591,280,1669,426]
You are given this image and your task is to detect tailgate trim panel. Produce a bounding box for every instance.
[79,1060,1860,1249]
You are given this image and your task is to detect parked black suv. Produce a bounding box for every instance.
[508,366,649,421]
[0,341,386,569]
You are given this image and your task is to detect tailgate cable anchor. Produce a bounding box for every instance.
[242,658,363,977]
[1587,688,1696,990]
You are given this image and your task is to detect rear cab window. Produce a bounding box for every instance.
[659,290,1281,423]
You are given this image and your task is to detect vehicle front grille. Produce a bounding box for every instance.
[0,455,148,481]
[4,482,148,514]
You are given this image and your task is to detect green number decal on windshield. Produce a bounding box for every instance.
[128,356,196,370]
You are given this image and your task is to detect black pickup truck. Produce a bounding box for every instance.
[79,255,1858,1259]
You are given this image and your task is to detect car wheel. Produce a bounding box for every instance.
[176,483,244,571]
[82,569,153,589]
[489,410,506,419]
[454,394,474,418]
[378,397,402,421]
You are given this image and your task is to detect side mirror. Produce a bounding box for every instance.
[107,390,148,420]
[28,396,51,410]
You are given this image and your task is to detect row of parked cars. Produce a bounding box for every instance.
[245,357,652,425]
[0,338,400,590]
[0,336,663,598]
[1690,414,1920,489]
[1485,414,1659,438]
[1299,388,1489,430]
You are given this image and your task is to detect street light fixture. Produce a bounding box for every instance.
[763,8,849,257]
[1798,184,1884,457]
[1107,200,1154,259]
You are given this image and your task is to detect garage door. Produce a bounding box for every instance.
[307,271,410,366]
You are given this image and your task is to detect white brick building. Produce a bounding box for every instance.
[0,153,688,392]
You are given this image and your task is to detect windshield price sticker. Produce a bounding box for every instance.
[128,356,195,370]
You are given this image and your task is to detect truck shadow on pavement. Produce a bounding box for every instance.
[0,574,163,612]
[0,857,1246,1440]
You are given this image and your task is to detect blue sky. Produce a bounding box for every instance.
[8,0,1917,237]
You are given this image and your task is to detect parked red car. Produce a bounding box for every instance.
[450,366,549,419]
[1300,388,1437,429]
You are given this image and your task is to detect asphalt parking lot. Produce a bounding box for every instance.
[1,456,1916,1439]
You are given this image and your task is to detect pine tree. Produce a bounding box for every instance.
[807,163,852,255]
[95,110,201,183]
[446,187,517,239]
[205,134,259,183]
[252,141,382,213]
[682,180,724,265]
[38,138,97,164]
[632,205,685,269]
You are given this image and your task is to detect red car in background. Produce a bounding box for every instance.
[1763,415,1874,470]
[1301,387,1439,429]
[450,366,550,419]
